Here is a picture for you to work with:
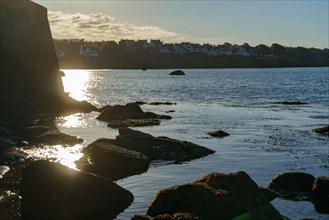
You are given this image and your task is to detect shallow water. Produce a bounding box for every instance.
[18,67,329,219]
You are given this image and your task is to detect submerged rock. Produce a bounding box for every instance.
[21,160,133,220]
[207,130,230,138]
[271,101,308,105]
[312,124,329,136]
[97,103,171,127]
[114,128,215,162]
[76,138,150,180]
[135,101,177,106]
[132,212,200,220]
[169,70,185,75]
[107,118,161,128]
[142,171,285,220]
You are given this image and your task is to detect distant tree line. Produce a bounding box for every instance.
[53,39,329,69]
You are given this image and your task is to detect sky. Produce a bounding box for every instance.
[33,0,329,48]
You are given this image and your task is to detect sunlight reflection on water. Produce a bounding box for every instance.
[22,144,83,169]
[61,69,90,101]
[60,113,88,128]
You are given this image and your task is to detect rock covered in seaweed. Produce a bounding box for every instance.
[139,171,285,220]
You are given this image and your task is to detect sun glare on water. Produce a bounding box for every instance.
[61,69,91,101]
[23,144,84,169]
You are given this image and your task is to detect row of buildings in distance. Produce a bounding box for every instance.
[56,39,280,58]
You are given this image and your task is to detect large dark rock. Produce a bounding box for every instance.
[97,103,145,121]
[144,172,285,220]
[114,128,215,162]
[169,70,185,75]
[268,172,315,193]
[97,103,171,128]
[19,125,83,146]
[311,176,329,214]
[21,160,133,220]
[76,138,150,180]
[268,172,315,200]
[312,124,329,136]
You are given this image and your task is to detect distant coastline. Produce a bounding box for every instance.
[55,39,328,69]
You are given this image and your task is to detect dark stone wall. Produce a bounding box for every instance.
[0,0,64,97]
[0,0,66,128]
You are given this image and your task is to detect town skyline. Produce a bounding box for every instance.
[34,0,329,49]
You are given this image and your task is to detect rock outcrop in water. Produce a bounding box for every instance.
[207,130,230,138]
[312,124,329,136]
[132,171,286,220]
[76,138,150,180]
[21,160,133,220]
[169,70,185,75]
[19,125,83,147]
[97,103,171,128]
[76,128,215,180]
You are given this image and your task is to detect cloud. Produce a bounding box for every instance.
[48,11,180,42]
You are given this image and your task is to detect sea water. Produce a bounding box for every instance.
[29,67,329,219]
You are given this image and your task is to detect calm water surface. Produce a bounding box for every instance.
[24,68,329,219]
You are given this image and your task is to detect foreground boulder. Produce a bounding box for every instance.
[169,70,185,75]
[97,103,171,127]
[312,124,329,136]
[76,138,150,180]
[21,160,133,220]
[19,125,83,146]
[114,128,215,162]
[138,172,285,220]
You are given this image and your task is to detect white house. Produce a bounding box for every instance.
[79,45,98,57]
[220,47,233,56]
[56,50,65,57]
[235,47,251,56]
